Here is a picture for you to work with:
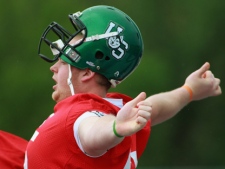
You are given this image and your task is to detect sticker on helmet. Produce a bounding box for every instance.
[65,48,81,62]
[108,37,120,49]
[86,61,95,67]
[105,22,129,60]
[114,71,120,77]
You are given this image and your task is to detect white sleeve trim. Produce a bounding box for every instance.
[73,111,106,157]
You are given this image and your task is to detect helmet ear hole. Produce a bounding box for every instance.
[95,51,104,59]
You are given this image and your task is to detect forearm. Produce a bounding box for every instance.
[149,62,222,126]
[148,86,191,126]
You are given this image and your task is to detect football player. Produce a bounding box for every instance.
[3,5,219,169]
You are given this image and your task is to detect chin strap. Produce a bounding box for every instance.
[67,64,75,96]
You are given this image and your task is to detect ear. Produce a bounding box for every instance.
[81,69,95,82]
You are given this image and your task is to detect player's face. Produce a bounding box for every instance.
[50,35,85,102]
[50,59,82,102]
[50,59,70,102]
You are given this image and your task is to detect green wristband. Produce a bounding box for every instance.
[113,120,123,138]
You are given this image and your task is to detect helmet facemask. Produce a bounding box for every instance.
[38,12,87,63]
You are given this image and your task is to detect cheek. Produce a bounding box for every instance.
[56,66,69,88]
[56,74,72,100]
[58,71,69,89]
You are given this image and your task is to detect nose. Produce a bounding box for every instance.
[50,62,58,73]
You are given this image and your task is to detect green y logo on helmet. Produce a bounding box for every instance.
[105,22,129,60]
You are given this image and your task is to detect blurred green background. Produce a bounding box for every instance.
[0,0,224,168]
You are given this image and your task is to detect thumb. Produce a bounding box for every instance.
[129,92,146,107]
[196,62,210,77]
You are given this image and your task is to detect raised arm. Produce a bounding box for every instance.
[148,62,221,126]
[78,92,152,156]
[77,62,221,156]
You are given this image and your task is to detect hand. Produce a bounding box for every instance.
[115,92,152,136]
[184,62,221,101]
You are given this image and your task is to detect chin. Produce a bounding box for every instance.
[52,91,72,103]
[52,92,59,102]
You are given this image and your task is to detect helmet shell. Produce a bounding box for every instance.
[61,5,144,85]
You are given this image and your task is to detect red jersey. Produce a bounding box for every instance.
[0,130,27,169]
[25,93,151,169]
